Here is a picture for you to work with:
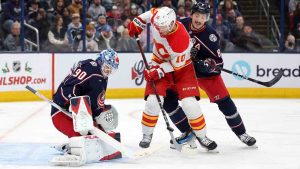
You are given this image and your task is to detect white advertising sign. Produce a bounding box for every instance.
[55,53,300,89]
[221,53,300,88]
[54,53,152,89]
[0,53,52,91]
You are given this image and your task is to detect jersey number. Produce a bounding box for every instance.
[73,69,87,80]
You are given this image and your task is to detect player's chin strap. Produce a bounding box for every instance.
[25,85,133,158]
[134,35,182,152]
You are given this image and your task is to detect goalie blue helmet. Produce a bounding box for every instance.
[96,49,119,77]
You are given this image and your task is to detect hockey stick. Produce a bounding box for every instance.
[25,85,133,158]
[193,35,283,87]
[216,66,283,87]
[135,35,182,152]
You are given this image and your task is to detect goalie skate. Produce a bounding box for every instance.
[51,143,70,154]
[238,133,258,148]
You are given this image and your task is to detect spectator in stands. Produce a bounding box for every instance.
[293,2,300,37]
[47,15,70,52]
[28,8,51,50]
[219,0,239,11]
[62,8,72,28]
[116,28,139,52]
[220,0,241,26]
[77,24,99,51]
[284,34,297,52]
[230,15,244,43]
[117,18,131,37]
[215,14,231,41]
[88,0,106,22]
[27,0,40,21]
[1,0,21,34]
[67,0,82,16]
[177,5,186,19]
[67,13,83,51]
[97,24,117,51]
[95,14,108,39]
[289,0,300,13]
[128,3,139,21]
[238,24,262,52]
[53,0,66,17]
[3,21,21,51]
[163,0,176,10]
[106,5,122,38]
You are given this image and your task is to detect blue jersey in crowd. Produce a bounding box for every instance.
[52,59,107,118]
[180,17,224,77]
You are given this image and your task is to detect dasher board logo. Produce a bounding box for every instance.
[1,61,32,74]
[231,60,251,80]
[131,60,145,86]
[13,61,21,72]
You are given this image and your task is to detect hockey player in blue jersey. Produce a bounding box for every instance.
[50,49,122,165]
[164,1,257,149]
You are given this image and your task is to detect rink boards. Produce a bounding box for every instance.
[0,53,299,101]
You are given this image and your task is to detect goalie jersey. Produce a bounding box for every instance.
[52,59,107,118]
[180,17,224,77]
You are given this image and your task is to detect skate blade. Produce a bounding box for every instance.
[247,144,258,149]
[205,149,219,153]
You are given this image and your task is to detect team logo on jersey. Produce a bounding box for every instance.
[231,60,251,80]
[132,60,145,86]
[12,61,21,73]
[209,34,217,42]
[90,61,97,67]
[97,90,105,109]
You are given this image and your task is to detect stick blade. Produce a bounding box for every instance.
[259,69,283,87]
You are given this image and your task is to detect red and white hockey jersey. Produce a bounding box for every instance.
[138,8,193,73]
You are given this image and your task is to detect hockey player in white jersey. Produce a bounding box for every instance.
[128,5,217,151]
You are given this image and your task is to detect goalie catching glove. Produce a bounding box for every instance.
[95,104,119,133]
[144,65,165,82]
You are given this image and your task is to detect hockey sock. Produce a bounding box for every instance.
[163,89,191,133]
[217,97,246,136]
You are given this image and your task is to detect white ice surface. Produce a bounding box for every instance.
[0,98,300,169]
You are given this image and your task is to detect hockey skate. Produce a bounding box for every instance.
[196,136,218,152]
[170,129,197,149]
[238,133,257,148]
[52,143,70,154]
[139,134,153,148]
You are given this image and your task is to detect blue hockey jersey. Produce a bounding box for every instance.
[180,17,224,77]
[52,59,108,118]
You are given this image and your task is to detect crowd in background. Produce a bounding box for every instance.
[0,0,298,52]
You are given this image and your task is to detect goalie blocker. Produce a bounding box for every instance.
[51,96,121,166]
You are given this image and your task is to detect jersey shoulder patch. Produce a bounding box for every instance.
[209,33,218,42]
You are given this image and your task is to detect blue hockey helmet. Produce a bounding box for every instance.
[96,49,119,77]
[191,1,210,21]
[192,1,210,14]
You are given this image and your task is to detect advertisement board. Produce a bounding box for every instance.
[0,53,52,91]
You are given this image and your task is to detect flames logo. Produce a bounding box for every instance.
[131,60,145,86]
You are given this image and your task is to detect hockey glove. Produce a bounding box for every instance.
[144,65,165,82]
[194,58,218,74]
[128,17,146,37]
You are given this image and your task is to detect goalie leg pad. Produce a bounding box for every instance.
[217,97,246,135]
[164,89,191,133]
[70,96,94,136]
[51,134,122,166]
